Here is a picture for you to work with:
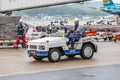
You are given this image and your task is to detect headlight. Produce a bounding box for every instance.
[39,46,45,50]
[30,45,37,49]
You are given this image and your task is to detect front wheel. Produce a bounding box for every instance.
[80,44,94,59]
[48,49,61,62]
[33,56,43,61]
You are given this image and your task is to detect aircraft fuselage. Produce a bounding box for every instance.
[101,5,120,15]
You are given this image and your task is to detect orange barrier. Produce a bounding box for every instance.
[85,30,97,34]
[113,35,120,41]
[85,30,97,36]
[86,33,96,36]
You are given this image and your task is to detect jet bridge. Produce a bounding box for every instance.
[0,0,91,14]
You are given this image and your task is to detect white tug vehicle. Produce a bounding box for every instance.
[27,34,97,62]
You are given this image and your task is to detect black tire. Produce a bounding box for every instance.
[80,44,94,59]
[33,56,43,61]
[104,37,107,41]
[67,55,75,58]
[48,49,61,62]
[21,43,26,48]
[108,37,113,41]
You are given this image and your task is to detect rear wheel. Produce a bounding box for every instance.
[48,49,61,62]
[33,56,43,61]
[80,44,94,59]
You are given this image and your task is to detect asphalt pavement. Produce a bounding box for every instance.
[0,64,120,80]
[0,41,120,79]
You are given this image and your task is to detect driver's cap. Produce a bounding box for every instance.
[74,18,79,22]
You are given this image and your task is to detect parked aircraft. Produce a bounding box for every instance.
[89,0,120,15]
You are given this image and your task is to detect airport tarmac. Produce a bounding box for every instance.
[0,64,120,80]
[0,41,120,78]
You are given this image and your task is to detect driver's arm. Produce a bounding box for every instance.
[74,25,80,33]
[76,25,84,35]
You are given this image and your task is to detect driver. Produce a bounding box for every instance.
[69,18,85,49]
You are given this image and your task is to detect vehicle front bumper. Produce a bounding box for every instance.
[27,50,48,57]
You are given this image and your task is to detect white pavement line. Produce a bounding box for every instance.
[0,75,4,77]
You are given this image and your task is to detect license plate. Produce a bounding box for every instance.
[31,50,35,54]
